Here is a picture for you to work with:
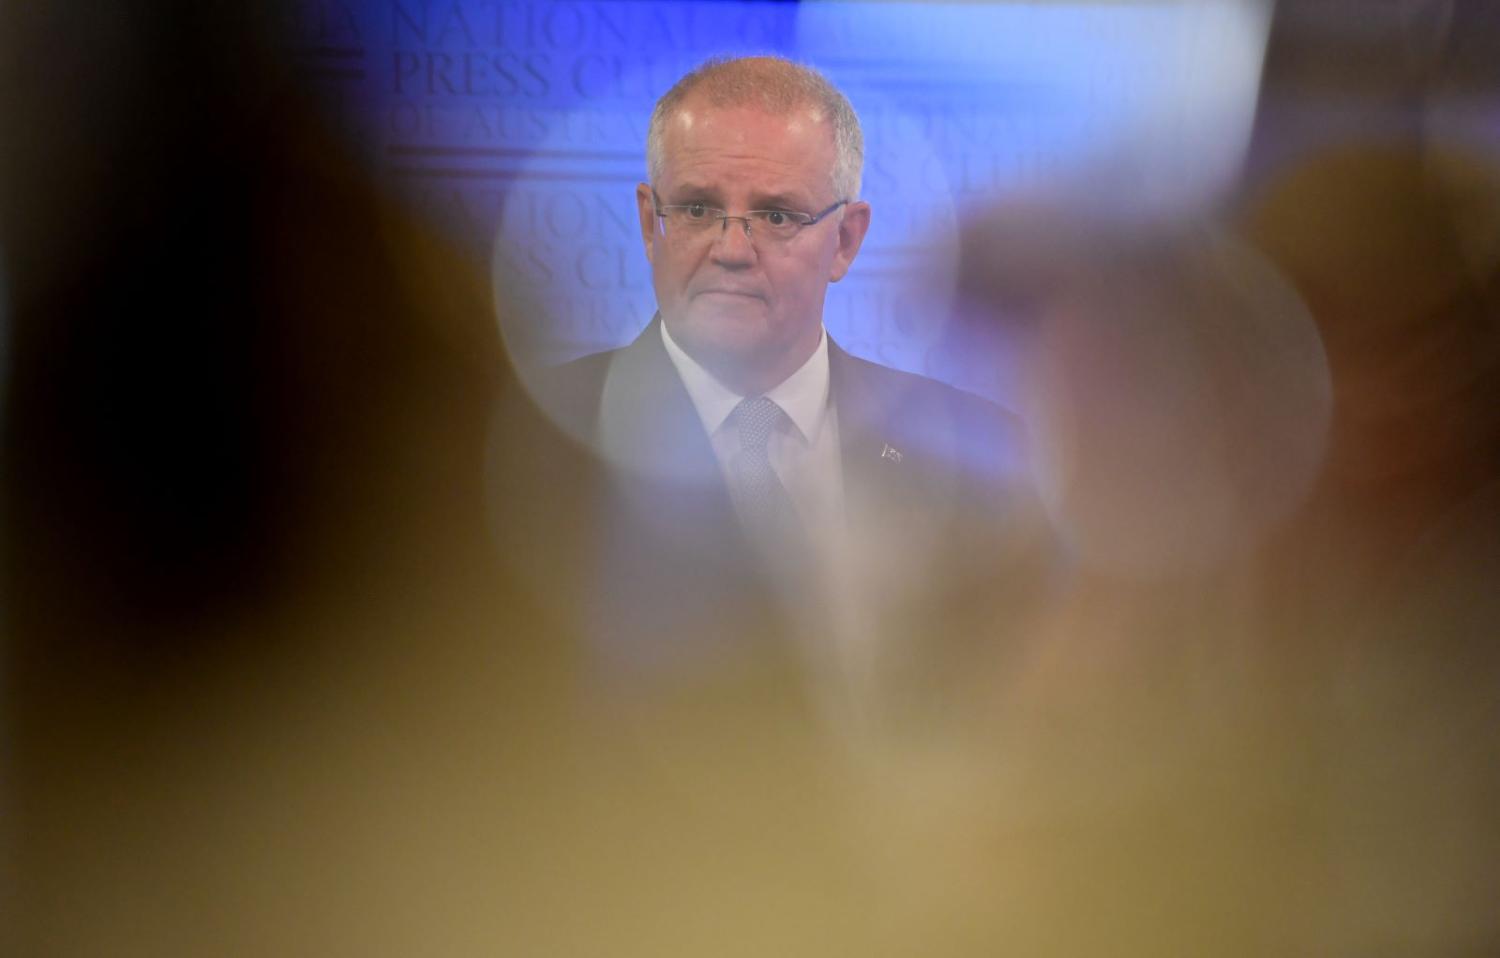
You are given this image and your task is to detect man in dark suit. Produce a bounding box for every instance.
[521,56,1049,712]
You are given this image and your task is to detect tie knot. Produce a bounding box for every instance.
[735,396,786,455]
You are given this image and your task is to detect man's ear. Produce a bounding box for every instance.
[636,183,657,265]
[828,200,871,282]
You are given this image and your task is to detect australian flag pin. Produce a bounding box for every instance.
[880,442,903,464]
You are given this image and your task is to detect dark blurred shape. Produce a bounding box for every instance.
[1242,140,1500,661]
[929,6,1500,951]
[0,3,504,647]
[958,208,1332,578]
[0,3,562,953]
[1247,144,1499,486]
[1233,138,1500,955]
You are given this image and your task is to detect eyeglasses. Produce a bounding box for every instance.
[652,190,848,245]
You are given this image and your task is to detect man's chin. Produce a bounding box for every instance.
[686,294,770,330]
[667,312,781,376]
[692,290,768,309]
[672,308,768,352]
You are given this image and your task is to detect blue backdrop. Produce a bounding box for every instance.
[284,0,1270,405]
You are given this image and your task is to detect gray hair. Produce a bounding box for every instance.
[646,55,864,201]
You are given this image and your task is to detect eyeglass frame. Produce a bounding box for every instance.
[650,189,849,243]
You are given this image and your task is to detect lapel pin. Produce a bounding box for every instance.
[880,443,904,464]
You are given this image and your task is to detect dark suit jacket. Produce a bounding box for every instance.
[505,317,1054,699]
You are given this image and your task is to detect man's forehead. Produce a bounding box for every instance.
[666,96,829,141]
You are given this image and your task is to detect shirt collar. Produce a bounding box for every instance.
[659,319,831,444]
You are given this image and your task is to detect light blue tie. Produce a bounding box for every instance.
[733,396,802,540]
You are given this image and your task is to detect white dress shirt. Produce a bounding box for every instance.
[659,321,846,544]
[659,322,887,729]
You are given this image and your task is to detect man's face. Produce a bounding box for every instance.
[636,98,870,391]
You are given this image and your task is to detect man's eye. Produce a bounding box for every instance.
[685,203,709,219]
[764,211,789,227]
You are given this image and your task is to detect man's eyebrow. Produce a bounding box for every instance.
[750,192,809,210]
[660,186,812,208]
[664,183,718,201]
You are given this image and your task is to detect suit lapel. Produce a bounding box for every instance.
[594,315,763,579]
[597,315,723,490]
[828,338,920,521]
[588,316,791,680]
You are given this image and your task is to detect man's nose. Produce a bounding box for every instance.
[709,216,757,266]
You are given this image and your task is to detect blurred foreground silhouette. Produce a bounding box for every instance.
[3,3,1499,956]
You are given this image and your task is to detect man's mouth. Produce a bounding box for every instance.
[695,288,765,300]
